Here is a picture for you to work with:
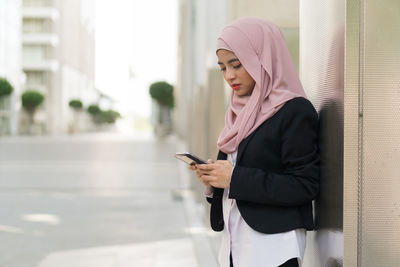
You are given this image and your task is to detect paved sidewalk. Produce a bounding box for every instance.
[37,238,198,267]
[0,133,219,267]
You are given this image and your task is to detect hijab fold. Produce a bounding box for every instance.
[216,17,307,154]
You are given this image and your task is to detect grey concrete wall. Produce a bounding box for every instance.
[299,0,345,266]
[344,0,400,266]
[0,0,22,135]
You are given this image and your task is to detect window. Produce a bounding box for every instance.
[23,18,52,33]
[23,0,54,8]
[25,71,47,85]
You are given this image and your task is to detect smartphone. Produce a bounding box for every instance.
[175,152,207,165]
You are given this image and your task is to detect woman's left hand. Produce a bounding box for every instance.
[196,160,233,189]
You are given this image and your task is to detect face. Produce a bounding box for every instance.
[217,49,256,97]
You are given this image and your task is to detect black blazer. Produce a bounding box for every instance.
[208,97,319,234]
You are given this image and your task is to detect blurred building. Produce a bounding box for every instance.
[21,0,97,134]
[0,0,22,135]
[175,0,227,163]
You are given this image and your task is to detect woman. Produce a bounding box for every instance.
[190,18,319,267]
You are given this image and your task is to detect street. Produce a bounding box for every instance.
[0,133,218,267]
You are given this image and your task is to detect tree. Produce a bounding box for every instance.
[87,104,101,115]
[68,99,83,133]
[0,78,13,99]
[21,90,44,134]
[149,81,174,109]
[149,81,174,137]
[69,99,83,110]
[87,104,101,124]
[0,78,14,135]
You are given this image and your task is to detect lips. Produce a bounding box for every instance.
[232,84,241,90]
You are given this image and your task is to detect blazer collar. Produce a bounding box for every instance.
[217,150,227,160]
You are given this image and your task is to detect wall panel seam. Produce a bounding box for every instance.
[357,0,365,266]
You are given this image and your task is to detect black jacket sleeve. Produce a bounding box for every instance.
[228,99,319,206]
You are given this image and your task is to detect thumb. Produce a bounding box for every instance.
[207,159,214,164]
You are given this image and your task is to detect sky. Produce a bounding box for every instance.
[95,0,178,118]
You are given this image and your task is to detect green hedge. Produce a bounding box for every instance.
[87,104,120,124]
[99,110,121,124]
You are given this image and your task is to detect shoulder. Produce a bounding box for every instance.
[251,97,317,133]
[283,97,317,114]
[281,97,318,121]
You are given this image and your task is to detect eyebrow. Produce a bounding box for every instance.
[217,58,240,65]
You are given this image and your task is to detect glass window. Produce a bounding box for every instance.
[23,45,46,61]
[25,71,47,85]
[23,18,51,33]
[23,0,54,8]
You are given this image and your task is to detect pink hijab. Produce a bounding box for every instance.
[217,17,307,154]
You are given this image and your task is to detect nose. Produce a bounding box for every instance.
[224,67,236,81]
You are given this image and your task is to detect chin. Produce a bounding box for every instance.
[234,91,249,97]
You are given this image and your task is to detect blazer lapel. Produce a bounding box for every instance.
[236,131,256,163]
[216,131,256,165]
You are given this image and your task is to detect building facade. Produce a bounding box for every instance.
[0,0,22,135]
[21,0,96,134]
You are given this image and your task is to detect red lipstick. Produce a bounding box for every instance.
[232,84,241,90]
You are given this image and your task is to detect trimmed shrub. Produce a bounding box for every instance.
[21,90,44,113]
[0,77,13,98]
[149,81,174,108]
[87,104,101,116]
[69,99,83,110]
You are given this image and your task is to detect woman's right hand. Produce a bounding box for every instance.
[188,159,214,186]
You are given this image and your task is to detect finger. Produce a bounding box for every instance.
[196,170,202,177]
[207,169,216,177]
[199,179,210,187]
[215,160,228,165]
[199,174,209,183]
[209,180,219,188]
[202,174,217,183]
[200,175,210,183]
[189,164,196,171]
[197,168,209,176]
[197,164,214,171]
[199,176,207,185]
[207,159,214,164]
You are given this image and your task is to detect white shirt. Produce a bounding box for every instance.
[218,151,306,267]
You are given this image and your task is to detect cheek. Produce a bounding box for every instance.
[249,79,256,89]
[244,74,255,88]
[222,72,229,82]
[244,75,256,95]
[239,70,255,86]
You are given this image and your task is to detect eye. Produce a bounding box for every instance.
[219,67,226,72]
[233,64,242,69]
